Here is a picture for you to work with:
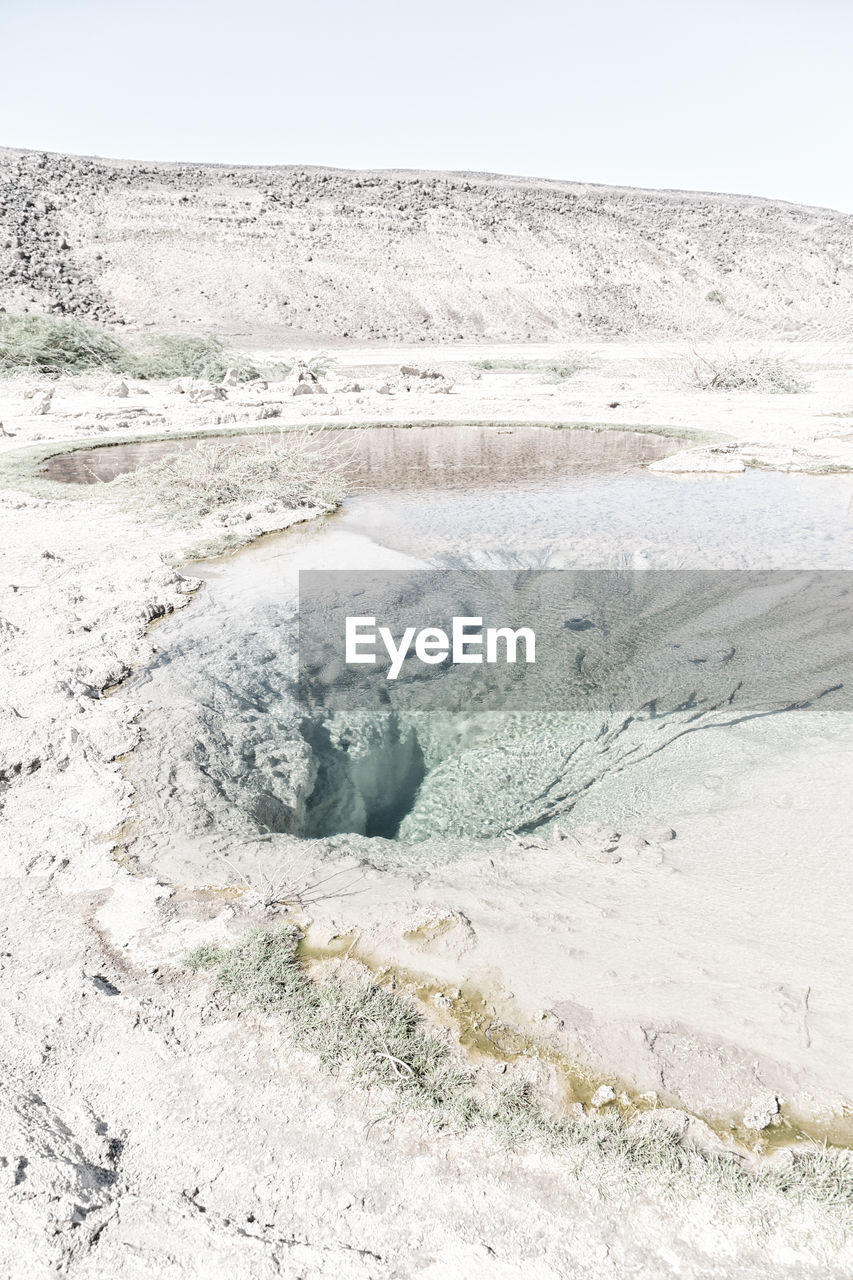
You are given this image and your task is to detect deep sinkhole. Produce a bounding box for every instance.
[259,566,853,846]
[298,711,428,840]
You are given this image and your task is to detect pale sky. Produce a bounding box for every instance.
[3,0,851,212]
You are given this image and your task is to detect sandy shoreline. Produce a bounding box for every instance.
[2,342,852,1276]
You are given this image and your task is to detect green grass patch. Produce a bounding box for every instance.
[0,312,124,376]
[125,334,260,382]
[472,350,590,381]
[187,927,853,1233]
[0,311,298,383]
[188,927,477,1124]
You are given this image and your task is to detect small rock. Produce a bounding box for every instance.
[587,848,622,865]
[743,1094,780,1131]
[590,1085,616,1108]
[400,364,443,379]
[644,824,676,843]
[187,383,226,403]
[88,974,120,997]
[287,361,327,396]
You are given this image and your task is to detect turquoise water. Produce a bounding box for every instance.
[122,425,853,846]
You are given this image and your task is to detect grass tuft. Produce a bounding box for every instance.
[187,928,476,1120]
[472,350,590,381]
[684,346,810,393]
[125,334,260,382]
[187,927,853,1235]
[0,312,124,375]
[0,311,296,383]
[110,428,347,525]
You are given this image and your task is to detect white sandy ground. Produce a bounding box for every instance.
[1,343,853,1278]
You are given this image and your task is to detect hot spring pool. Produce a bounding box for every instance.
[81,423,853,1129]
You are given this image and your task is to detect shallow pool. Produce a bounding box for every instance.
[110,423,853,1127]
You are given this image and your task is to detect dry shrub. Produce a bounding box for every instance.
[112,427,352,524]
[125,334,261,382]
[682,345,810,393]
[0,312,123,375]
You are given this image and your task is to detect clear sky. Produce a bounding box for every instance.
[3,0,851,212]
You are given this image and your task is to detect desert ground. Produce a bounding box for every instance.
[1,150,853,1278]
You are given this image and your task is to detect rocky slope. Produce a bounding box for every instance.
[2,146,852,342]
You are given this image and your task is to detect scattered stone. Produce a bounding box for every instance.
[187,381,227,403]
[590,1085,616,1108]
[141,601,174,623]
[88,973,120,996]
[567,823,623,863]
[286,361,327,396]
[169,377,225,400]
[743,1094,781,1131]
[689,1117,735,1151]
[644,824,676,842]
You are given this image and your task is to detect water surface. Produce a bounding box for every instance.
[126,423,853,840]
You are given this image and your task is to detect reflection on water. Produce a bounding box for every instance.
[44,423,853,570]
[334,424,676,491]
[43,423,675,487]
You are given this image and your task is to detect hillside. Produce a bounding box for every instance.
[1,146,852,342]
